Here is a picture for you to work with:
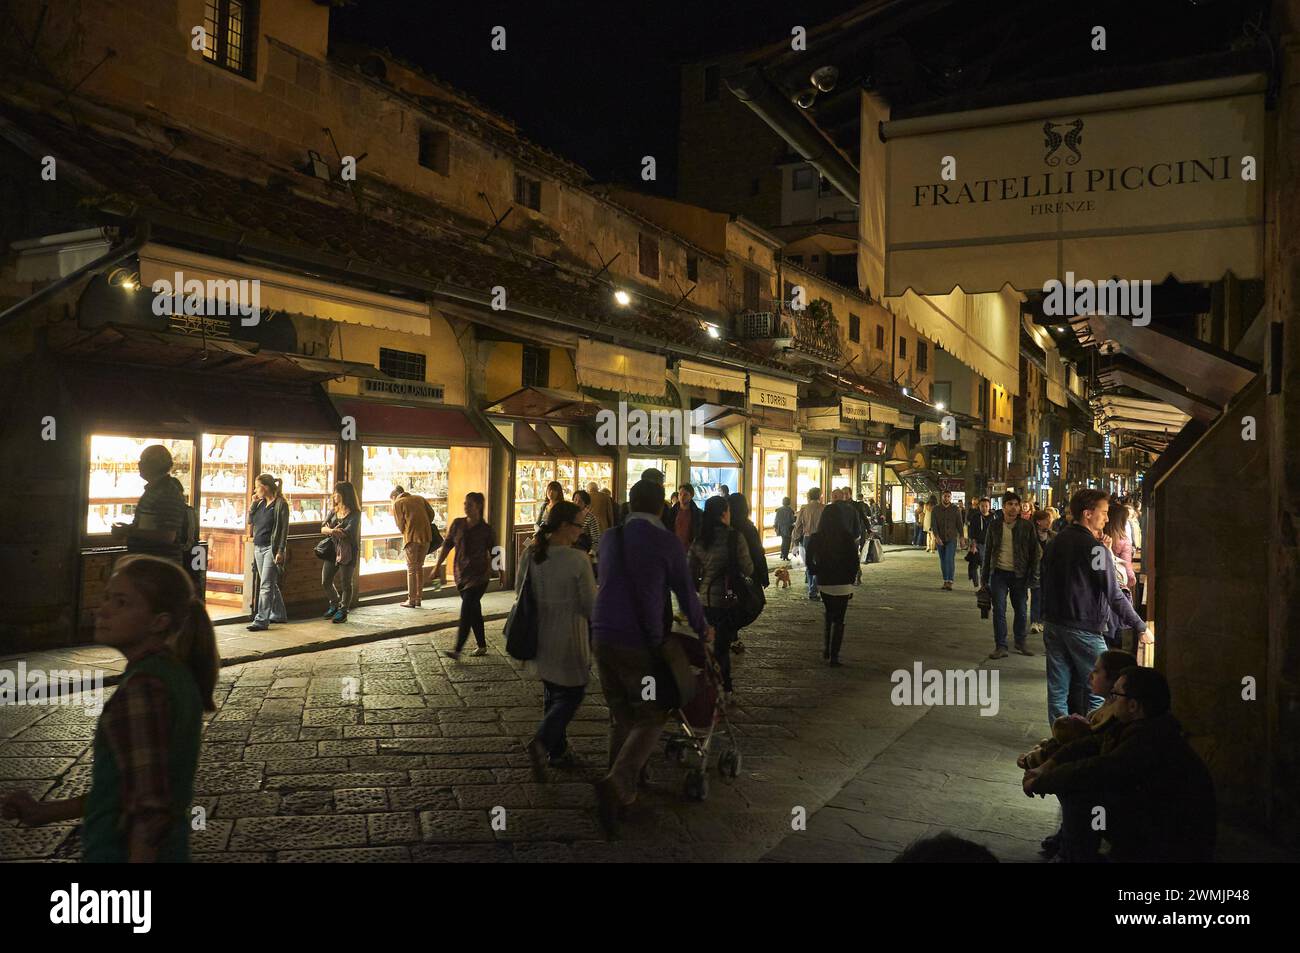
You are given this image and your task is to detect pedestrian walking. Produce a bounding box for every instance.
[591,479,713,836]
[931,489,965,591]
[536,480,566,530]
[391,485,441,608]
[247,473,290,631]
[1,555,218,861]
[806,501,859,667]
[519,501,596,780]
[792,487,826,600]
[966,497,993,590]
[586,481,616,533]
[1029,507,1057,634]
[668,483,702,549]
[1039,489,1148,724]
[981,491,1039,659]
[110,443,190,565]
[923,495,937,552]
[726,492,768,656]
[912,501,926,547]
[774,496,796,561]
[433,492,500,658]
[572,488,602,557]
[320,481,361,624]
[689,496,755,698]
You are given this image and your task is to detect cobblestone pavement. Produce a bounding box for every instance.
[1,549,1087,863]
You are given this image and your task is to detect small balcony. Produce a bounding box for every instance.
[732,300,842,365]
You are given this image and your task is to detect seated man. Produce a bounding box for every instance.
[1023,667,1216,863]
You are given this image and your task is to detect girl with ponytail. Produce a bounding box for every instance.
[0,555,217,861]
[518,501,595,779]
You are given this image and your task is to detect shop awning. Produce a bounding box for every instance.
[138,243,432,336]
[533,422,574,457]
[886,287,1022,396]
[484,386,602,420]
[1096,356,1220,424]
[676,359,748,394]
[63,363,340,433]
[575,338,665,396]
[331,398,487,445]
[1070,314,1258,408]
[48,322,393,384]
[691,402,748,431]
[868,75,1267,297]
[841,395,900,425]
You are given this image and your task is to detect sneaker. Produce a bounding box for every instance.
[442,650,461,660]
[331,609,348,624]
[1014,643,1034,656]
[988,648,1009,659]
[1030,622,1044,634]
[548,750,581,771]
[399,601,419,609]
[246,622,269,632]
[471,646,488,657]
[322,604,337,618]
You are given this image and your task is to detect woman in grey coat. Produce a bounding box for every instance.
[520,501,597,780]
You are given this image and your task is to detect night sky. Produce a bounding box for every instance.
[330,0,856,192]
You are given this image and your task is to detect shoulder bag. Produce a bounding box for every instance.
[504,549,540,661]
[722,530,765,629]
[615,526,696,710]
[314,513,337,561]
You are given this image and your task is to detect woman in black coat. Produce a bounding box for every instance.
[727,493,768,654]
[806,502,859,667]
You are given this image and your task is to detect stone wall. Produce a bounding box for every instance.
[1153,380,1271,830]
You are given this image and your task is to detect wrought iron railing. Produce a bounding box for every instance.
[732,303,842,363]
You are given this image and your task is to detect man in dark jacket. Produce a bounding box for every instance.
[931,490,966,591]
[667,483,702,549]
[1025,667,1216,863]
[981,491,1039,659]
[773,497,796,561]
[1040,488,1147,723]
[966,497,993,590]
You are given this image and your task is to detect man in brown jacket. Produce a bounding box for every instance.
[586,482,615,532]
[391,486,440,607]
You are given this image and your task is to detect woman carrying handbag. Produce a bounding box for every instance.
[688,496,754,700]
[517,501,596,780]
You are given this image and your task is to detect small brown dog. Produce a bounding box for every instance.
[774,567,792,589]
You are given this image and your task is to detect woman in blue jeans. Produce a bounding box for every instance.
[520,501,596,779]
[248,474,290,631]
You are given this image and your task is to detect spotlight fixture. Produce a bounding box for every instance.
[935,402,945,411]
[810,65,839,92]
[613,289,631,306]
[795,89,817,109]
[902,386,909,396]
[706,324,720,339]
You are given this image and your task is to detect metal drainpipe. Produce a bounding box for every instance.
[0,222,151,329]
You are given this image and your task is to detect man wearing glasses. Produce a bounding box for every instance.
[1021,667,1216,863]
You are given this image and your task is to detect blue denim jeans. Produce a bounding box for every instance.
[253,543,286,624]
[1043,622,1107,726]
[989,569,1028,649]
[936,539,957,583]
[1031,585,1044,624]
[537,680,586,760]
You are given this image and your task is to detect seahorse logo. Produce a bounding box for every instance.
[1043,119,1084,166]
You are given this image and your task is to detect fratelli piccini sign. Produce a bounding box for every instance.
[869,75,1266,296]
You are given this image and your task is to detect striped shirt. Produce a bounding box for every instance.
[128,476,189,562]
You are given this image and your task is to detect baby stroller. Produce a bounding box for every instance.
[661,618,741,801]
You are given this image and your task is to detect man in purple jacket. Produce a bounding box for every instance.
[591,479,713,835]
[1040,488,1147,725]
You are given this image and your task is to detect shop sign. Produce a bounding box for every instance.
[363,379,444,402]
[751,386,795,411]
[1040,440,1061,481]
[755,429,801,451]
[835,438,864,454]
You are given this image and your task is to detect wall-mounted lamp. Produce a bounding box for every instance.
[613,289,631,306]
